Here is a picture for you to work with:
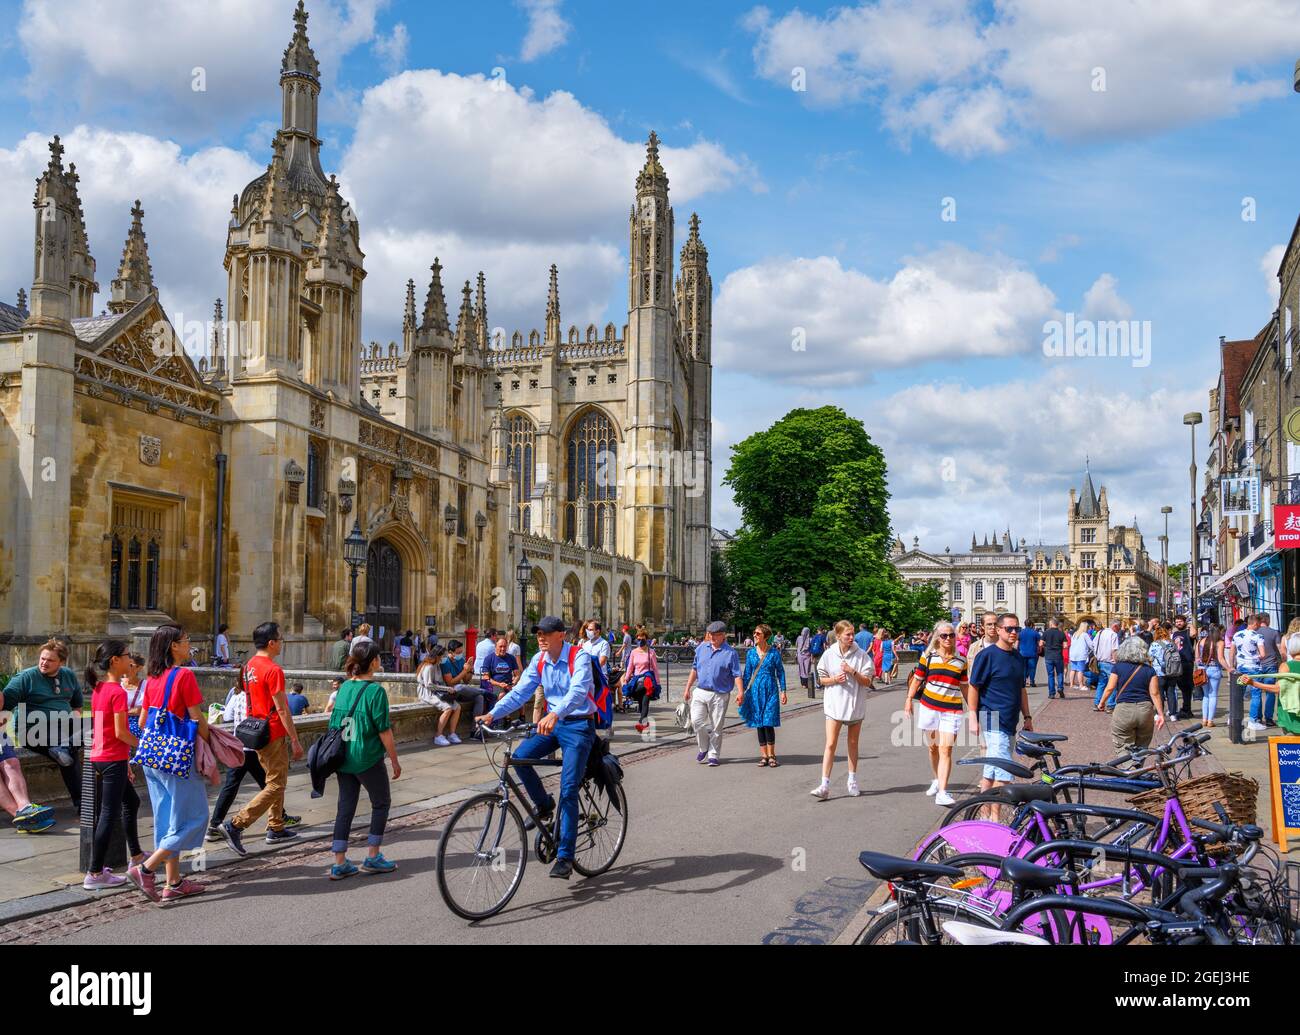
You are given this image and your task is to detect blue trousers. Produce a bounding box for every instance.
[1250,664,1277,725]
[1045,659,1063,697]
[512,719,595,861]
[1094,662,1114,709]
[1021,655,1038,685]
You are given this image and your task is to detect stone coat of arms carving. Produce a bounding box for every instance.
[139,435,161,466]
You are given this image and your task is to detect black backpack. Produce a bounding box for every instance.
[307,682,368,793]
[584,734,624,809]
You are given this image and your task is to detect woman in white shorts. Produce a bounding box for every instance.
[417,648,463,746]
[904,621,976,807]
[811,620,875,800]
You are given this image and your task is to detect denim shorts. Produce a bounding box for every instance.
[981,729,1014,782]
[0,736,15,763]
[1069,660,1088,672]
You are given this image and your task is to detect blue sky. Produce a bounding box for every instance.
[3,0,1300,568]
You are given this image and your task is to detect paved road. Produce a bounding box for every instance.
[39,679,1027,945]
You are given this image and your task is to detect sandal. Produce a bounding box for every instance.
[768,757,780,768]
[757,757,770,766]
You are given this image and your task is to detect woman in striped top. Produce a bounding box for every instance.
[904,621,976,807]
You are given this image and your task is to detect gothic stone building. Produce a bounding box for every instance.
[0,2,712,668]
[892,468,1162,629]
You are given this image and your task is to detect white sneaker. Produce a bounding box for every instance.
[1247,721,1267,732]
[447,733,462,745]
[935,790,956,807]
[433,735,450,747]
[809,782,830,800]
[925,779,940,796]
[846,775,861,797]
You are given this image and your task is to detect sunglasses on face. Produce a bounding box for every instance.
[937,633,955,639]
[1001,626,1021,634]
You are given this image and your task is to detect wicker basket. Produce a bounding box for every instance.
[1128,771,1259,830]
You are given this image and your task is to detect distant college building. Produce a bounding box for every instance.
[892,467,1162,627]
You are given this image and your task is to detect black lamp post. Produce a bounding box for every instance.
[516,553,532,659]
[343,519,368,629]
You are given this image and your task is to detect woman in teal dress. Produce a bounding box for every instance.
[737,624,788,767]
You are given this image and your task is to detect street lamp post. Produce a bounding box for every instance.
[1160,505,1173,619]
[516,553,533,661]
[443,503,457,632]
[343,519,368,630]
[1184,412,1203,621]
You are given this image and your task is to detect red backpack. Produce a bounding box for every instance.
[535,644,613,729]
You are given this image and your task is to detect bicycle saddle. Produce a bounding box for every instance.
[956,756,1036,780]
[1026,799,1159,825]
[1018,731,1067,744]
[1000,855,1078,890]
[1015,739,1060,760]
[994,782,1054,804]
[858,851,963,883]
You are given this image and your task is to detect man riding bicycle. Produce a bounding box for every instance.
[475,615,596,880]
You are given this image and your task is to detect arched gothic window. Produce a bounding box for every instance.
[507,414,537,532]
[565,409,617,550]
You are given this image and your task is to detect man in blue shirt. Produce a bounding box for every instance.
[682,621,742,765]
[968,614,1034,792]
[478,616,595,880]
[1018,622,1042,688]
[853,623,873,654]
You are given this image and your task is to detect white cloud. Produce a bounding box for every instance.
[745,0,1300,155]
[1262,243,1284,304]
[518,0,571,62]
[711,245,1057,382]
[18,0,386,138]
[372,22,409,73]
[341,70,754,246]
[1080,273,1133,322]
[0,126,259,344]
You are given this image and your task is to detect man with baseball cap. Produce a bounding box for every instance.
[682,621,742,765]
[476,615,596,880]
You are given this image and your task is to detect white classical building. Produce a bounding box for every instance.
[891,531,1032,626]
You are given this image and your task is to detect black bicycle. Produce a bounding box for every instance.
[435,722,628,920]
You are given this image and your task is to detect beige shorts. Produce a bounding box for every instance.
[917,704,963,735]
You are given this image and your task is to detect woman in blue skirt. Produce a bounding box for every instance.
[880,631,896,685]
[737,624,788,767]
[127,624,212,907]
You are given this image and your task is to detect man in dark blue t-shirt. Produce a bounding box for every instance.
[968,613,1034,792]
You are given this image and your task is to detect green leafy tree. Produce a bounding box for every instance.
[723,406,933,636]
[710,547,737,627]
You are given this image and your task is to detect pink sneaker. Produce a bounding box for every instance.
[83,868,127,890]
[127,863,159,903]
[159,878,207,905]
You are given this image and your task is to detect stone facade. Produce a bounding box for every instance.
[891,532,1031,626]
[0,2,711,668]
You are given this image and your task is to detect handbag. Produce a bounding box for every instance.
[1193,667,1208,687]
[674,699,694,732]
[135,669,198,778]
[234,663,271,750]
[307,681,369,796]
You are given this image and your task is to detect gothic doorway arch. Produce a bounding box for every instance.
[365,538,403,653]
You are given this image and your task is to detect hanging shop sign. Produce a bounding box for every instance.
[1221,475,1259,518]
[1276,504,1300,548]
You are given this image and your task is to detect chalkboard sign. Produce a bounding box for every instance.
[1267,736,1300,851]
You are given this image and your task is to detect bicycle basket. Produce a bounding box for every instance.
[1127,771,1258,855]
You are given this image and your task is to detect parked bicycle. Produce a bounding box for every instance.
[435,722,628,920]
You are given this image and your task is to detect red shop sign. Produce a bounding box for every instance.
[1275,504,1300,548]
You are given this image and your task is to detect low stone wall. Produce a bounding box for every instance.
[15,700,453,805]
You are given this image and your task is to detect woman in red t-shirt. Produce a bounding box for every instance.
[126,624,211,906]
[83,639,143,889]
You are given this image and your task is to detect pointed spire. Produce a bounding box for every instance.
[209,298,225,373]
[108,200,154,314]
[282,0,320,80]
[403,279,417,332]
[1077,463,1101,519]
[317,174,346,255]
[259,134,291,226]
[16,288,27,313]
[475,271,488,347]
[680,211,708,266]
[455,280,475,348]
[46,135,64,176]
[636,130,669,193]
[546,263,560,319]
[421,258,450,336]
[971,533,977,550]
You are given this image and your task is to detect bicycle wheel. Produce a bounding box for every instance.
[436,793,528,921]
[572,778,628,877]
[855,898,997,945]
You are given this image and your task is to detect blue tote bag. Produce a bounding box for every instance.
[134,668,198,779]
